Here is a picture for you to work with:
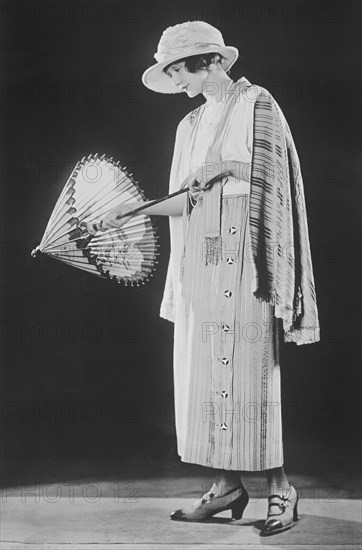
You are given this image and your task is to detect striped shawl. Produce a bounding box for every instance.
[248,85,320,344]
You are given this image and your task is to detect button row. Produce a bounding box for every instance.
[215,226,237,433]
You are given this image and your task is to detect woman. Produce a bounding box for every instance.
[98,21,320,536]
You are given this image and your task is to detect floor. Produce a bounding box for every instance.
[1,472,361,550]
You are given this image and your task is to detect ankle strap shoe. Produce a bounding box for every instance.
[261,484,299,536]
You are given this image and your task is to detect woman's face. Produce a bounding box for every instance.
[165,61,207,97]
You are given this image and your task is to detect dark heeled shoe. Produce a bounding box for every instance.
[170,483,249,522]
[260,484,299,536]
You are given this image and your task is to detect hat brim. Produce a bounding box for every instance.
[142,46,239,94]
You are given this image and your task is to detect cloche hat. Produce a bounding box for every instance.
[142,21,239,94]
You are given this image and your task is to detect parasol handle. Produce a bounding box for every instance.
[90,171,231,233]
[115,170,232,220]
[115,187,189,220]
[89,188,188,233]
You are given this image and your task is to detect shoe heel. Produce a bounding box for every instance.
[230,491,249,520]
[293,495,299,521]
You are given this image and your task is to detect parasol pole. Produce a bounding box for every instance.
[116,186,189,219]
[91,171,232,232]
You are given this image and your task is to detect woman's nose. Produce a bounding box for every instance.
[171,74,181,88]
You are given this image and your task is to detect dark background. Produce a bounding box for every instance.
[1,0,361,487]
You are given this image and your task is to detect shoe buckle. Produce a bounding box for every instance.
[201,491,215,504]
[268,493,289,515]
[279,494,290,509]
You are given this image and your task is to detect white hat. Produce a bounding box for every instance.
[142,21,239,94]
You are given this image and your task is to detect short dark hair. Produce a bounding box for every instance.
[164,52,226,75]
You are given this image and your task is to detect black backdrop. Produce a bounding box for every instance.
[1,0,361,482]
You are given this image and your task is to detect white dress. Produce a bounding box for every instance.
[160,78,284,471]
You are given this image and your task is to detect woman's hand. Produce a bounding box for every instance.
[181,166,209,197]
[181,165,233,197]
[98,203,136,231]
[81,203,136,235]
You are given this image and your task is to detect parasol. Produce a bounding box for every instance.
[31,154,170,286]
[31,153,230,285]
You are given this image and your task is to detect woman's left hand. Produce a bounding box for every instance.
[181,165,232,196]
[98,203,135,231]
[81,203,136,235]
[181,166,210,196]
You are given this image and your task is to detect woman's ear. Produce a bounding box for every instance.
[211,53,225,70]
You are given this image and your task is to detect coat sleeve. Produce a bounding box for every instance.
[159,115,190,322]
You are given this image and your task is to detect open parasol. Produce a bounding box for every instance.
[31,154,172,286]
[31,153,230,285]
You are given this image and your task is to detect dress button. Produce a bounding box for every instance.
[224,290,232,298]
[221,358,229,365]
[222,323,230,332]
[221,391,228,398]
[226,257,235,264]
[221,422,228,430]
[229,227,237,235]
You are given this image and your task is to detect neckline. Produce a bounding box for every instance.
[189,78,248,125]
[204,79,236,108]
[203,77,246,109]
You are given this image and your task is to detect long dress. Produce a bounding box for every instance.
[160,78,284,471]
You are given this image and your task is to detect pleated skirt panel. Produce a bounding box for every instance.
[173,194,284,471]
